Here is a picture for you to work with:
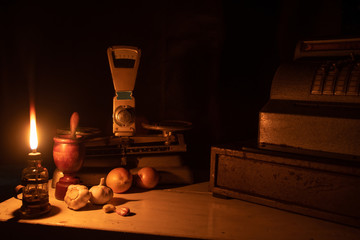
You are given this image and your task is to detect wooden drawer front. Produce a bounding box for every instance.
[215,153,360,218]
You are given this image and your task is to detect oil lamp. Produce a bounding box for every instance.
[19,107,51,217]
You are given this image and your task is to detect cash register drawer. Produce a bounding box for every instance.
[210,144,360,228]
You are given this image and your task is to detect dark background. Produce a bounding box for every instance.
[0,0,359,183]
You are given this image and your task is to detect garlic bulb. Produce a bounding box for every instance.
[64,184,91,210]
[89,177,113,205]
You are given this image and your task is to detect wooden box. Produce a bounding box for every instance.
[210,144,360,228]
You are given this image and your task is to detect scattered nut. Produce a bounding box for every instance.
[103,204,116,213]
[116,207,130,216]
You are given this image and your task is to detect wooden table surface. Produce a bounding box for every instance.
[0,181,360,240]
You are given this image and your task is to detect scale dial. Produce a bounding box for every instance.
[114,106,135,127]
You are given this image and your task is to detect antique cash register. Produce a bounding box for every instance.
[210,38,360,227]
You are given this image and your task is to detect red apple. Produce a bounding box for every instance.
[106,167,133,193]
[135,167,160,189]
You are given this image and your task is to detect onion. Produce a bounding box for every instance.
[106,167,133,193]
[135,167,160,189]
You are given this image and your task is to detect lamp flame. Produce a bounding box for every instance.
[30,106,38,151]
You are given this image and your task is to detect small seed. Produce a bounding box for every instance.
[116,207,130,216]
[103,204,116,213]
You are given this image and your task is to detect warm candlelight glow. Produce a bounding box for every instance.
[30,106,38,151]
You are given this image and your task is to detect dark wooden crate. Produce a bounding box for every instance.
[210,144,360,228]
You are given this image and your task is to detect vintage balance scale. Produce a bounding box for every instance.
[52,46,193,200]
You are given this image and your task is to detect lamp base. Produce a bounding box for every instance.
[19,201,51,218]
[55,174,80,200]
